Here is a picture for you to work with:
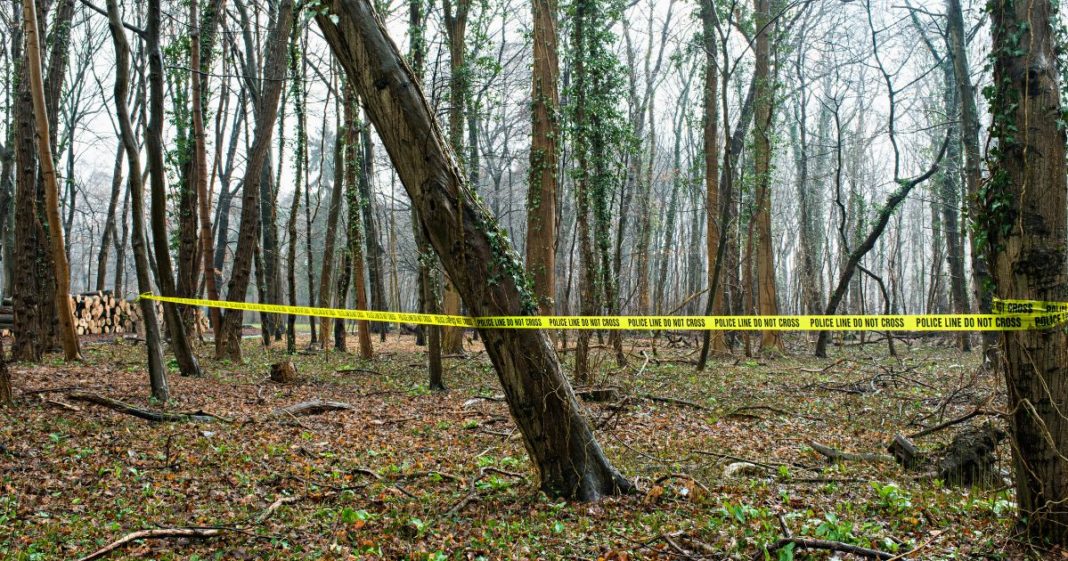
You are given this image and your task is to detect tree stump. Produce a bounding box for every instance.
[270,360,298,384]
[937,422,1005,487]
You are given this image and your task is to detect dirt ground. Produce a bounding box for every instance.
[0,329,1052,559]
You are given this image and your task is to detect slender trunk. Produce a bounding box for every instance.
[318,103,346,349]
[105,0,168,401]
[526,0,558,321]
[440,0,470,355]
[571,0,595,383]
[216,0,294,361]
[96,144,124,291]
[357,118,386,340]
[946,0,995,361]
[344,91,372,358]
[146,0,200,375]
[191,0,221,336]
[286,24,305,354]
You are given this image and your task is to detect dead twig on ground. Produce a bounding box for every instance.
[754,537,896,560]
[75,527,228,561]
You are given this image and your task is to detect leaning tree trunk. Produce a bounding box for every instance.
[23,0,79,361]
[985,0,1068,544]
[215,0,294,362]
[317,1,633,500]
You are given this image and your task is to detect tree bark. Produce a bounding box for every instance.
[358,118,387,340]
[986,0,1068,543]
[215,0,294,362]
[317,0,633,500]
[96,144,124,292]
[105,0,168,401]
[146,0,201,376]
[344,89,373,359]
[286,25,305,354]
[190,0,221,337]
[317,107,346,350]
[946,0,995,361]
[752,0,782,354]
[440,0,470,355]
[22,0,79,361]
[526,0,559,323]
[12,0,57,362]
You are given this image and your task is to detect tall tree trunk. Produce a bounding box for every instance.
[105,0,168,401]
[357,118,387,340]
[146,0,201,376]
[318,1,633,500]
[985,0,1068,543]
[946,0,995,361]
[571,0,596,384]
[526,0,559,322]
[23,0,79,360]
[318,101,346,350]
[215,0,294,362]
[752,0,782,354]
[344,91,373,359]
[408,0,443,388]
[939,61,970,351]
[440,0,470,355]
[698,0,729,358]
[12,0,58,362]
[191,0,221,336]
[286,24,305,354]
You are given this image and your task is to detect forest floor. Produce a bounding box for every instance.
[0,329,1052,560]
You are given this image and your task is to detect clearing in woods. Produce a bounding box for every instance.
[0,332,1023,559]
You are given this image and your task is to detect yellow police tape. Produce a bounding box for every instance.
[138,293,1068,332]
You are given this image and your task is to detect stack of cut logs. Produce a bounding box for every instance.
[70,291,149,335]
[0,292,207,337]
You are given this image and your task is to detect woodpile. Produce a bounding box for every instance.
[0,292,209,337]
[70,291,143,335]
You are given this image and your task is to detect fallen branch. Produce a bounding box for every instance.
[266,400,355,419]
[75,527,226,561]
[754,537,895,560]
[640,394,706,410]
[810,442,893,464]
[336,367,381,375]
[67,392,230,423]
[909,407,1000,439]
